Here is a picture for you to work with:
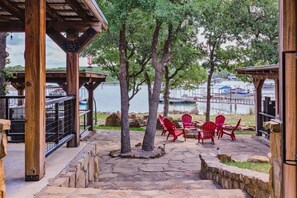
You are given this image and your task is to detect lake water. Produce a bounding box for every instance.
[8,80,276,115]
[93,83,259,115]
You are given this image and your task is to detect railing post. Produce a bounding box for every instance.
[264,121,282,198]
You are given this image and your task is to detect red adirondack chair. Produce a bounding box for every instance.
[163,118,186,142]
[198,121,216,145]
[181,113,196,129]
[158,114,168,135]
[219,119,241,141]
[215,114,225,136]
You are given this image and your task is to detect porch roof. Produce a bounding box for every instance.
[0,0,108,32]
[8,69,108,86]
[236,64,279,79]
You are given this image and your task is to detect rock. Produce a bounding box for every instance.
[247,155,270,163]
[189,106,199,115]
[105,113,121,126]
[135,142,142,147]
[217,154,233,163]
[129,113,137,119]
[129,117,146,127]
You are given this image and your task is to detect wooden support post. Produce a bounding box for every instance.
[84,81,101,130]
[24,0,46,181]
[86,85,94,131]
[0,120,10,198]
[253,78,264,136]
[66,31,80,147]
[274,79,280,116]
[279,0,297,197]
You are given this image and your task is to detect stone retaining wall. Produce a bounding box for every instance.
[199,154,270,198]
[48,143,99,188]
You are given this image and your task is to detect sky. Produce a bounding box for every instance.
[6,33,88,68]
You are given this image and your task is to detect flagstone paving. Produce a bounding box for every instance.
[37,130,269,197]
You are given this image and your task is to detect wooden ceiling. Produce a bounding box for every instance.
[0,0,108,32]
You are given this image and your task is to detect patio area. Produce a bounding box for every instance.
[34,130,269,197]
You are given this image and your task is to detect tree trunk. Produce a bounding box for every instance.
[205,63,215,122]
[119,23,131,154]
[163,67,170,117]
[0,33,7,119]
[142,64,163,151]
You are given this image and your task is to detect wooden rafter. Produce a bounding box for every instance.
[65,0,90,22]
[46,3,64,22]
[0,1,24,20]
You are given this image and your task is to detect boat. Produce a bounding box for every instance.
[159,97,196,104]
[222,87,250,95]
[79,99,88,105]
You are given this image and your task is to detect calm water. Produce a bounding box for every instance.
[8,80,275,115]
[93,83,258,115]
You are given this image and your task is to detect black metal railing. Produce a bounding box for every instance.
[0,95,77,157]
[79,109,91,135]
[258,112,275,139]
[44,96,75,157]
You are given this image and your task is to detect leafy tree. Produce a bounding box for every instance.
[195,0,278,121]
[142,0,201,151]
[229,0,278,67]
[195,0,238,121]
[87,0,154,154]
[162,43,206,116]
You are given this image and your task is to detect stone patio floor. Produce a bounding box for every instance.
[36,130,269,197]
[87,130,269,189]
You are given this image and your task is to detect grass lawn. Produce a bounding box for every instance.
[97,113,255,126]
[223,161,270,174]
[168,113,255,127]
[93,125,145,132]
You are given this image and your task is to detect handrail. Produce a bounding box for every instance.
[45,96,75,106]
[258,112,275,119]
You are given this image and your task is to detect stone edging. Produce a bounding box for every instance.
[199,154,270,198]
[48,142,99,188]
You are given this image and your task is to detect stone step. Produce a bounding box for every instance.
[88,179,222,190]
[36,186,251,198]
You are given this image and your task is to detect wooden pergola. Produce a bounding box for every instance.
[237,64,279,134]
[0,0,107,181]
[7,70,107,130]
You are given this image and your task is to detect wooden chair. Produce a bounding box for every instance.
[198,121,216,145]
[215,114,225,136]
[181,113,196,129]
[158,114,168,135]
[219,119,241,141]
[163,118,186,142]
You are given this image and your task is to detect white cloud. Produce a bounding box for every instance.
[6,33,88,68]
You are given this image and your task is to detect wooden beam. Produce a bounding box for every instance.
[0,21,102,33]
[46,28,67,52]
[65,0,91,22]
[81,0,108,30]
[0,1,24,20]
[279,0,297,197]
[47,21,102,32]
[66,32,80,147]
[24,0,46,181]
[0,22,25,32]
[76,27,99,52]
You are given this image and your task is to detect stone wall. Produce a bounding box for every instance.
[200,154,270,198]
[48,143,99,188]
